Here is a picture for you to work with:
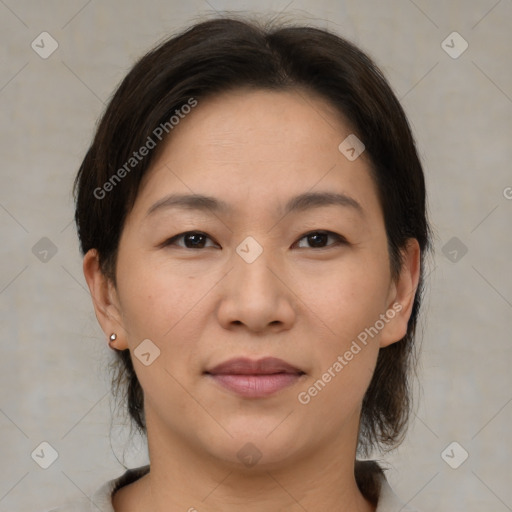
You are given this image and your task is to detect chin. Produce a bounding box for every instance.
[204,421,307,470]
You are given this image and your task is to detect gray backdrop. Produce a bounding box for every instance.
[1,1,511,511]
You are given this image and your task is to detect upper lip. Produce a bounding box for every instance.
[205,357,304,375]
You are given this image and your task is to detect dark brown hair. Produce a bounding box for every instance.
[74,16,431,456]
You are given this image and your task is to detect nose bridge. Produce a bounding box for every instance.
[233,234,280,294]
[216,233,295,331]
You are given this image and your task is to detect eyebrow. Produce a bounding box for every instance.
[145,191,364,218]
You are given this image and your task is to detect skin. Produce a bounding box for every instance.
[83,88,420,512]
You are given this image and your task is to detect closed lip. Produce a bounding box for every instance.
[205,357,305,376]
[205,357,305,398]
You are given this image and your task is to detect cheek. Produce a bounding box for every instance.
[293,251,390,410]
[295,252,391,341]
[115,262,205,393]
[297,272,385,418]
[116,243,206,329]
[297,349,378,427]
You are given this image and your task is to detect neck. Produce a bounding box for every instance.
[114,411,377,512]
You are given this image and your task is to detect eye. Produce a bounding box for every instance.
[161,231,219,249]
[160,230,347,250]
[294,230,347,249]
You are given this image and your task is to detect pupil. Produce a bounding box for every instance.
[309,233,327,247]
[186,233,204,248]
[183,232,329,249]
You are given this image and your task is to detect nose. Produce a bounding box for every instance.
[216,244,297,334]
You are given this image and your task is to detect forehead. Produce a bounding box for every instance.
[164,87,351,159]
[131,88,382,223]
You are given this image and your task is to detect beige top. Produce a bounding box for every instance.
[47,462,419,512]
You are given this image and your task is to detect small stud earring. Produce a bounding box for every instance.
[108,333,117,350]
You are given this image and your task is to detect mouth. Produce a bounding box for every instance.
[204,357,306,398]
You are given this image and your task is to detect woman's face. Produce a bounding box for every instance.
[89,88,417,469]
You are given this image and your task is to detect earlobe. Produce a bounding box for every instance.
[82,249,128,350]
[379,239,421,348]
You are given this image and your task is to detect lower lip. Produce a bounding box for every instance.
[208,373,302,398]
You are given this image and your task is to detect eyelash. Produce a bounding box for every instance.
[160,230,348,250]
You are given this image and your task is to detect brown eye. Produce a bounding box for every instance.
[162,231,218,249]
[295,231,347,249]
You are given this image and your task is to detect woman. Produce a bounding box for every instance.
[56,15,431,512]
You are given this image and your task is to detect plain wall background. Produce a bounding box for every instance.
[1,1,511,510]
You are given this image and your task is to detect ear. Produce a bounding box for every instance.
[379,238,421,348]
[82,249,129,350]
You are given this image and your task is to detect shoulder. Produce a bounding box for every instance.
[356,460,420,512]
[45,462,417,512]
[376,476,420,512]
[44,465,150,512]
[43,481,114,512]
